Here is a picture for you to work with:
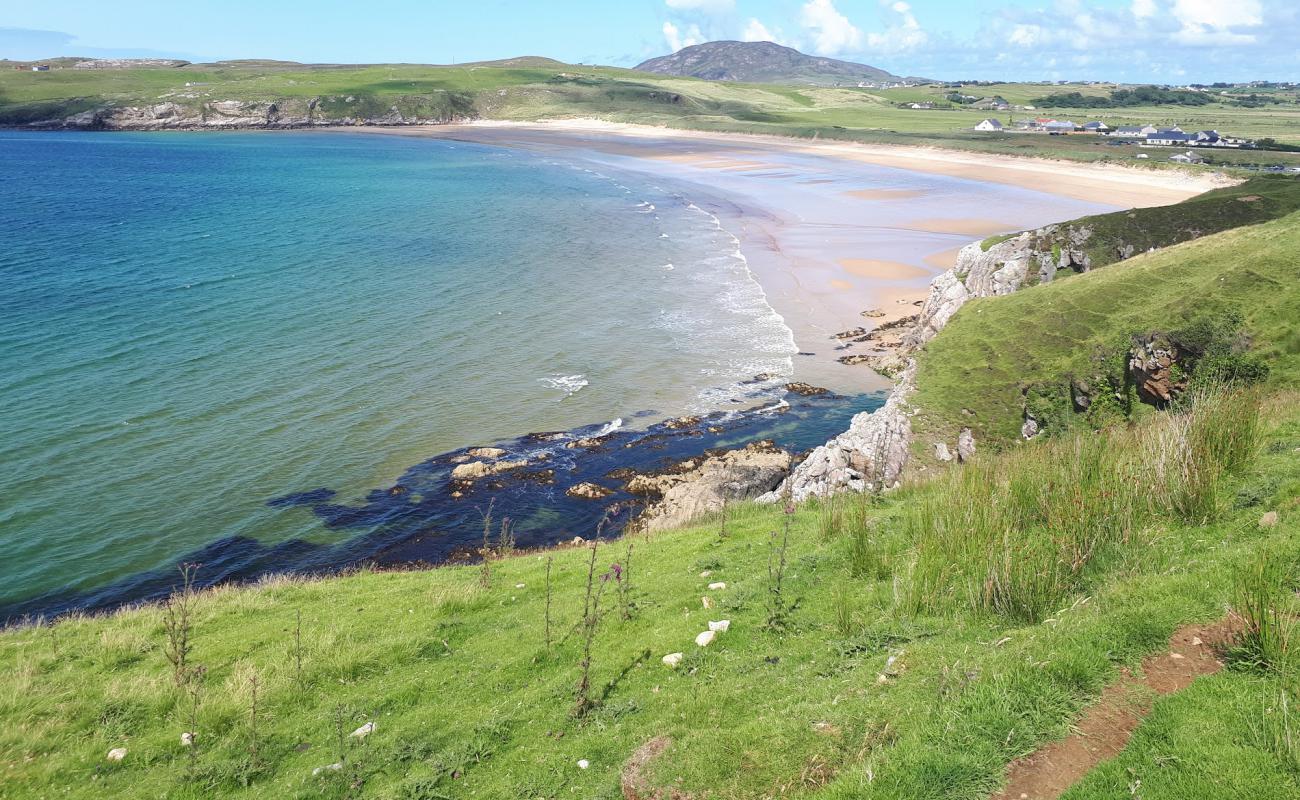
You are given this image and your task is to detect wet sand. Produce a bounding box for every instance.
[344,121,1219,395]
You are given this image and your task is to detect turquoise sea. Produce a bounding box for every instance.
[1,131,868,618]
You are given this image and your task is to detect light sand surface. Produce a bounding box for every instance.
[462,119,1233,208]
[841,259,931,280]
[907,218,1023,236]
[846,188,929,201]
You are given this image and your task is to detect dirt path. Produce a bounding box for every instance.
[990,619,1239,800]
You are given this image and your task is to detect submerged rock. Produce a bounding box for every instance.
[468,447,507,459]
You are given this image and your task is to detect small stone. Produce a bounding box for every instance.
[180,732,195,747]
[571,536,584,545]
[701,596,713,609]
[708,620,730,633]
[1170,652,1185,660]
[1192,636,1204,646]
[695,630,717,647]
[875,674,888,685]
[351,721,375,739]
[515,583,526,589]
[106,747,127,762]
[699,570,712,578]
[662,652,684,668]
[577,759,590,770]
[707,582,726,590]
[1260,511,1279,528]
[313,763,343,776]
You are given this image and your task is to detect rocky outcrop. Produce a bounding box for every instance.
[760,362,918,502]
[36,96,475,131]
[1128,334,1186,406]
[631,441,792,531]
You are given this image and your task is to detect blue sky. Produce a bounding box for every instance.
[2,1,1296,82]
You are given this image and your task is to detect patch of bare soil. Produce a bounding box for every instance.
[622,736,692,800]
[990,618,1240,800]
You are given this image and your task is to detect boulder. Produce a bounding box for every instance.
[708,620,730,633]
[451,461,492,480]
[957,428,976,462]
[1260,511,1279,528]
[567,482,613,500]
[934,442,953,462]
[633,441,792,532]
[351,721,375,739]
[106,748,127,762]
[785,382,830,396]
[468,447,507,459]
[707,582,726,591]
[662,652,684,668]
[695,630,717,647]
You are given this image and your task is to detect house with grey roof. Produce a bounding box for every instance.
[974,118,1003,131]
[1146,129,1193,146]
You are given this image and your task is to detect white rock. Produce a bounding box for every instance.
[515,583,526,589]
[106,747,127,762]
[701,596,713,609]
[180,732,195,747]
[708,620,730,633]
[699,570,712,578]
[351,721,375,739]
[707,582,726,590]
[577,759,590,770]
[695,630,717,647]
[662,652,684,668]
[313,762,343,776]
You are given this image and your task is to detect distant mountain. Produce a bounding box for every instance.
[635,41,906,87]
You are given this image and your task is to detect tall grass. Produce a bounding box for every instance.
[906,390,1262,621]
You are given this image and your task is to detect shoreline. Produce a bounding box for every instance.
[345,120,1200,396]
[403,119,1235,207]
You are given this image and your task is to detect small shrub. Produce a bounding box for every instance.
[817,495,845,541]
[832,583,857,637]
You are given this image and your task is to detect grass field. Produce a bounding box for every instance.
[3,61,1299,168]
[2,386,1297,799]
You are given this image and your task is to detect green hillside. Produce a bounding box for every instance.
[2,390,1298,800]
[910,208,1300,454]
[3,61,1300,168]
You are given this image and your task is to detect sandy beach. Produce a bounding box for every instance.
[350,120,1225,395]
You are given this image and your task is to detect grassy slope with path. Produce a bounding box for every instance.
[3,61,1300,169]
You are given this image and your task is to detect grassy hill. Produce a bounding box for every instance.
[909,208,1300,457]
[634,41,903,87]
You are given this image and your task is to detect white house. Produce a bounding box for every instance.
[1081,121,1110,133]
[974,118,1003,132]
[1169,150,1205,164]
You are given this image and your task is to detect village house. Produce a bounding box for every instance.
[1146,129,1193,146]
[1042,119,1078,133]
[974,118,1003,132]
[1081,121,1110,133]
[1169,150,1206,164]
[30,64,51,72]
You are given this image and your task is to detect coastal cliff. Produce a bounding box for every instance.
[31,96,477,130]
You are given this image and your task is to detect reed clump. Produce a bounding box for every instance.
[906,390,1262,622]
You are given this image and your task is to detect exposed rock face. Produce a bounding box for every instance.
[761,362,918,502]
[956,428,976,462]
[42,97,473,131]
[784,382,830,396]
[1129,334,1186,406]
[632,441,792,531]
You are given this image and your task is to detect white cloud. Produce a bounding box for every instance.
[799,0,863,55]
[662,21,705,53]
[742,18,780,44]
[1171,0,1262,45]
[866,1,928,54]
[1131,0,1157,20]
[1007,23,1045,48]
[665,0,734,11]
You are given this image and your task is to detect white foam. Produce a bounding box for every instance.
[539,374,589,398]
[596,418,624,436]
